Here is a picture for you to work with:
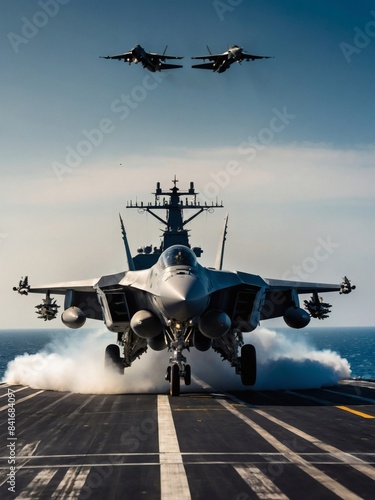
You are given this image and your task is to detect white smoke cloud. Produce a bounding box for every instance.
[3,327,351,394]
[3,328,168,394]
[192,328,351,391]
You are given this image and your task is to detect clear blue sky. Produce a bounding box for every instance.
[1,0,374,328]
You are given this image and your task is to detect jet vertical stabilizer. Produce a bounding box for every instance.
[119,214,135,271]
[215,213,229,270]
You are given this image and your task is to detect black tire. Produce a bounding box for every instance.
[165,366,171,382]
[170,364,180,396]
[193,330,212,352]
[184,364,191,386]
[240,344,256,386]
[149,332,167,351]
[105,344,123,375]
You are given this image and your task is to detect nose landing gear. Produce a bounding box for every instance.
[164,320,193,396]
[166,363,191,396]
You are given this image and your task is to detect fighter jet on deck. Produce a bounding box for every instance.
[14,179,354,396]
[100,44,183,72]
[191,44,273,73]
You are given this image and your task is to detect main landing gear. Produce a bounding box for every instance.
[105,344,124,375]
[240,344,256,386]
[165,363,191,397]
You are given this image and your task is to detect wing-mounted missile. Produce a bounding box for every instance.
[35,291,60,321]
[304,291,332,320]
[340,276,356,294]
[13,276,30,295]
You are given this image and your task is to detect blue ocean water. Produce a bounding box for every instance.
[302,326,375,380]
[0,326,374,382]
[276,326,375,380]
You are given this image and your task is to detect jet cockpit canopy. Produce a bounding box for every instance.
[160,245,197,269]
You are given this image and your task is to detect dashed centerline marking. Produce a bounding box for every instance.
[157,395,191,500]
[234,465,289,500]
[15,469,58,499]
[336,406,375,419]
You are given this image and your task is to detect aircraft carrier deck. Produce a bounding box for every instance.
[1,379,374,499]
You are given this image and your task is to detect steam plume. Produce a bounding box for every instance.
[3,327,351,394]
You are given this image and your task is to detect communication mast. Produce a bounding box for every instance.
[126,177,223,269]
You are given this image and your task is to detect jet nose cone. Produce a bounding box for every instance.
[160,274,208,321]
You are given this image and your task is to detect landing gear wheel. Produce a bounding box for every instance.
[170,364,180,396]
[184,364,191,386]
[165,366,171,382]
[105,344,123,375]
[240,344,256,386]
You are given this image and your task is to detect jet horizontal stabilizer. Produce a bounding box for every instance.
[159,63,183,70]
[192,63,215,70]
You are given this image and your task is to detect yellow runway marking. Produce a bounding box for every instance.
[336,406,375,419]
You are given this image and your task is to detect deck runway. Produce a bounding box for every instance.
[0,379,374,499]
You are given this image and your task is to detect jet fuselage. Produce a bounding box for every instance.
[128,245,210,323]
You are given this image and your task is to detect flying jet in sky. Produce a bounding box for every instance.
[14,179,354,396]
[100,44,183,72]
[191,44,273,73]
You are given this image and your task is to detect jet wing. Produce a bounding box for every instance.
[100,52,133,62]
[242,53,273,61]
[23,270,131,295]
[159,62,183,70]
[191,54,222,61]
[204,268,345,329]
[205,268,341,296]
[15,272,129,321]
[153,54,183,60]
[25,277,100,295]
[191,62,217,70]
[259,276,340,294]
[235,271,342,323]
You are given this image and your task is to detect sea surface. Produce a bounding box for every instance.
[0,326,374,383]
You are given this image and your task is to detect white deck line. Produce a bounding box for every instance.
[157,395,191,500]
